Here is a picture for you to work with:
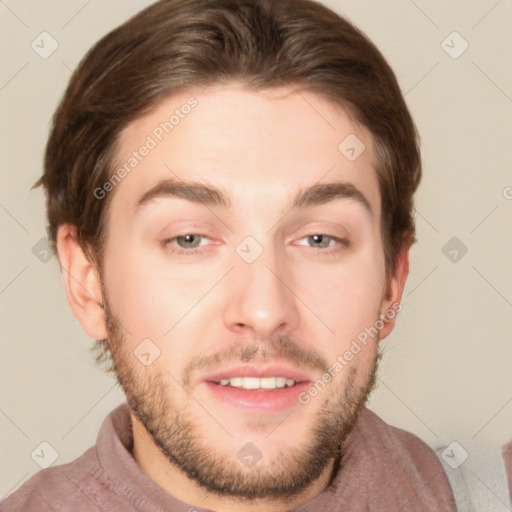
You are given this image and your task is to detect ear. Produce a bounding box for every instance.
[56,224,108,340]
[378,245,410,341]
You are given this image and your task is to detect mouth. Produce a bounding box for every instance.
[200,364,313,413]
[215,376,297,390]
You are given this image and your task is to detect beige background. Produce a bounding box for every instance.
[1,0,511,510]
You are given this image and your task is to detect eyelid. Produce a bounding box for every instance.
[159,219,351,257]
[157,219,216,237]
[288,221,349,241]
[162,233,212,247]
[296,233,348,242]
[294,233,350,249]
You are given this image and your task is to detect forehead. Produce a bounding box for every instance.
[110,84,380,218]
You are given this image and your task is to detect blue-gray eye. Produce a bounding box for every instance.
[307,234,333,248]
[176,234,203,248]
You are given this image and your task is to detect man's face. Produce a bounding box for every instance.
[100,85,392,499]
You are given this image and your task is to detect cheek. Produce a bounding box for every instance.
[293,248,386,347]
[103,247,175,343]
[103,240,220,362]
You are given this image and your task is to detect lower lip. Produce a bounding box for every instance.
[202,381,310,414]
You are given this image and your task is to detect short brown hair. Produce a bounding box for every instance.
[35,0,420,283]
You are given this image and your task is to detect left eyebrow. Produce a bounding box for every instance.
[291,181,373,216]
[134,177,372,217]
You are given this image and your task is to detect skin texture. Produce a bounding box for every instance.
[56,85,409,512]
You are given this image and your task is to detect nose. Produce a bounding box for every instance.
[223,245,300,340]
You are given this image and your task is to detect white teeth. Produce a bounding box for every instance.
[260,377,277,389]
[276,377,287,388]
[229,377,243,387]
[243,377,261,389]
[217,377,297,390]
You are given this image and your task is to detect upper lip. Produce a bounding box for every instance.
[201,363,315,384]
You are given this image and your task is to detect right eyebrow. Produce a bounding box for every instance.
[135,178,232,212]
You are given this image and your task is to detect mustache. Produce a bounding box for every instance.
[182,334,330,388]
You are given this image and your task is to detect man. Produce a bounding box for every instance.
[1,0,456,510]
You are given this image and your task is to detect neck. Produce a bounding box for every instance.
[130,411,337,512]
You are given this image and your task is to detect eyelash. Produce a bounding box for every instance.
[161,233,350,257]
[162,234,211,257]
[297,234,350,255]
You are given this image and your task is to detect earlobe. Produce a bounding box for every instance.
[56,224,108,340]
[378,246,410,340]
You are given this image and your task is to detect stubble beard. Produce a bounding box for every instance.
[102,293,380,502]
